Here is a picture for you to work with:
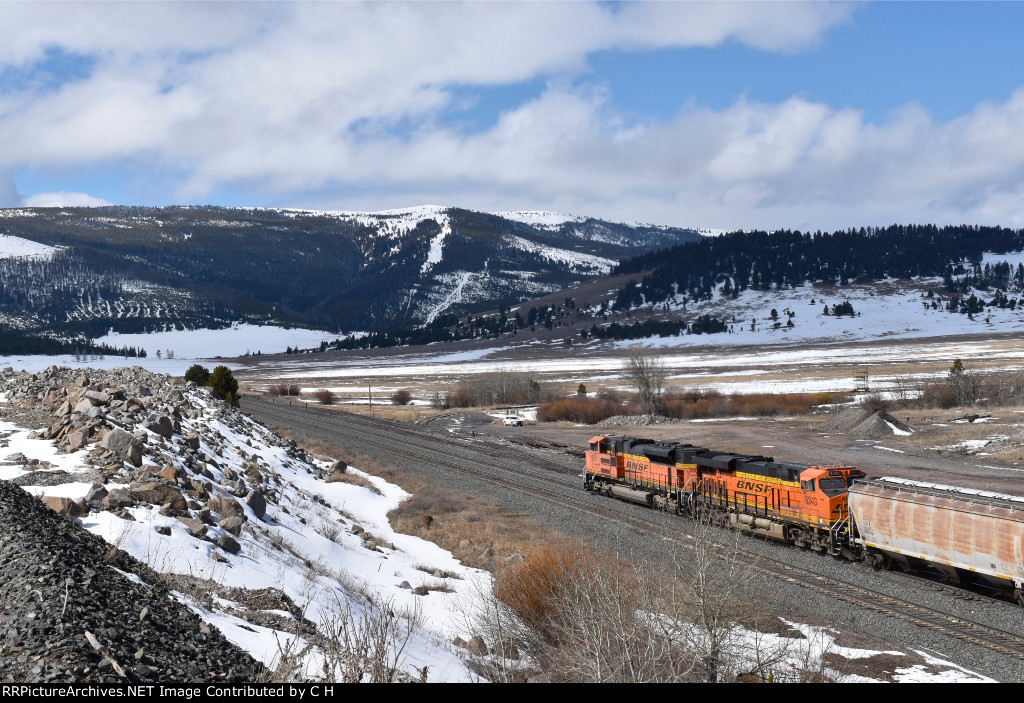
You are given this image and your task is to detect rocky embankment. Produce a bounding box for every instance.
[0,365,336,682]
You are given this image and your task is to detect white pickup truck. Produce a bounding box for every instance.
[502,411,524,426]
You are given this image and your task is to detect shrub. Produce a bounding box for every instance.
[921,383,957,409]
[536,396,622,423]
[208,365,240,407]
[184,364,210,386]
[314,388,336,405]
[445,386,476,408]
[391,389,413,406]
[859,393,891,413]
[494,545,635,646]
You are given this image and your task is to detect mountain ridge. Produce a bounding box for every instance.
[0,205,700,348]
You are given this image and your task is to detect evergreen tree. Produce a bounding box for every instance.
[184,364,211,386]
[207,365,240,407]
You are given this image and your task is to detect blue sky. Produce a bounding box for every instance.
[2,1,1024,231]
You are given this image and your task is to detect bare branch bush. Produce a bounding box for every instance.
[314,591,420,683]
[313,388,336,405]
[461,514,795,683]
[260,579,420,683]
[390,388,412,406]
[625,345,667,415]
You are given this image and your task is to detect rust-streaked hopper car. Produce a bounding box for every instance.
[849,477,1024,604]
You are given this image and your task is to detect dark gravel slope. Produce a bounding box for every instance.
[0,480,262,683]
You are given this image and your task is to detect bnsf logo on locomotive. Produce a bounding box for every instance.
[736,479,768,493]
[625,459,645,471]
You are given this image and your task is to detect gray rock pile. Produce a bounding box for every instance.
[0,366,320,550]
[596,414,679,426]
[0,365,342,682]
[819,407,914,438]
[0,478,262,682]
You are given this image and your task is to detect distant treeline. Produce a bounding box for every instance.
[614,224,1024,309]
[0,327,146,357]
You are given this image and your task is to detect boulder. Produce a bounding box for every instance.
[208,494,245,519]
[176,516,208,538]
[101,429,143,467]
[103,488,133,509]
[130,481,188,512]
[66,429,90,451]
[218,516,244,536]
[42,495,84,518]
[84,483,109,507]
[245,490,267,520]
[157,465,180,483]
[217,533,241,554]
[84,390,111,405]
[466,636,488,656]
[145,415,174,439]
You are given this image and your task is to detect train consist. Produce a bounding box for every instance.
[585,435,1024,605]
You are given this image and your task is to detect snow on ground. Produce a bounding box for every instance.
[493,210,586,230]
[420,212,452,274]
[632,278,1024,350]
[259,335,1024,398]
[0,401,1000,682]
[0,398,487,682]
[0,234,60,260]
[504,234,615,274]
[93,323,337,360]
[742,620,995,683]
[423,271,474,325]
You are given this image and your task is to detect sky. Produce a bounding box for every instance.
[3,1,1024,231]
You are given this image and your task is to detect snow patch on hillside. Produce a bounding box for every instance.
[0,234,59,260]
[494,210,586,230]
[423,271,474,325]
[420,212,452,274]
[505,234,615,273]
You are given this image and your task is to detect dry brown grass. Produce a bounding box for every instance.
[324,470,381,495]
[271,433,563,570]
[387,482,562,570]
[494,544,636,642]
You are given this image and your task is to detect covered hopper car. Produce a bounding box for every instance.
[585,435,1024,603]
[849,478,1024,605]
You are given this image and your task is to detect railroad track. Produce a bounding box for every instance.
[243,397,1024,662]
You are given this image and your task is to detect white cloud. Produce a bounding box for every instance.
[23,191,112,208]
[4,2,1024,231]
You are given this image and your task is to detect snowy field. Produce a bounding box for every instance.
[243,336,1024,398]
[0,324,339,377]
[94,323,337,360]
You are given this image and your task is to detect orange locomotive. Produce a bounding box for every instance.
[585,436,866,554]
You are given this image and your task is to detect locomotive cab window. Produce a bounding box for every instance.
[800,479,816,491]
[818,478,846,491]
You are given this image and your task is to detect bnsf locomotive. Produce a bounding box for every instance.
[585,435,1024,604]
[585,435,865,554]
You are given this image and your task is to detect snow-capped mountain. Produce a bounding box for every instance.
[0,205,699,344]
